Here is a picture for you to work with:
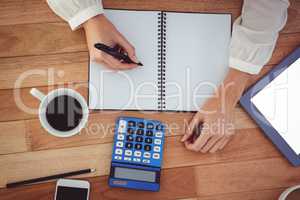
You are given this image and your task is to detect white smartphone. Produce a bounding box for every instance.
[54,179,90,200]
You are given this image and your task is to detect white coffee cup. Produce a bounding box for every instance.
[30,88,89,137]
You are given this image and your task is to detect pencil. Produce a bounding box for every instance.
[6,168,96,188]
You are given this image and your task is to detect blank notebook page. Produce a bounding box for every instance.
[89,10,159,110]
[165,12,231,111]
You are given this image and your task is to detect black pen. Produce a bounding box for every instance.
[6,168,96,188]
[94,43,143,66]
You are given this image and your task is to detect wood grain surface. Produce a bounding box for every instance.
[0,0,299,199]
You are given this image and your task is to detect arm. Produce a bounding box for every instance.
[182,0,289,153]
[47,0,138,70]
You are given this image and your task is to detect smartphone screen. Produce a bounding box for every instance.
[56,186,88,200]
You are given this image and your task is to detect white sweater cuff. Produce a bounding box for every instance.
[69,5,104,30]
[229,57,263,75]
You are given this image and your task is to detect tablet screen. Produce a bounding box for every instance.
[251,58,300,154]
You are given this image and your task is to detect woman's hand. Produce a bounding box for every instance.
[181,69,251,153]
[83,14,139,70]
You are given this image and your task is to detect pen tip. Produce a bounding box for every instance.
[138,62,143,66]
[91,168,96,172]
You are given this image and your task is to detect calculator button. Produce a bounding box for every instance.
[118,127,125,133]
[145,137,153,144]
[119,120,127,126]
[115,149,123,155]
[154,146,161,152]
[124,157,132,161]
[125,143,133,149]
[128,121,136,127]
[116,141,124,148]
[135,136,143,142]
[136,129,144,135]
[137,122,145,128]
[144,145,152,151]
[118,122,126,133]
[153,153,160,159]
[118,120,127,133]
[155,131,163,138]
[134,151,142,157]
[146,130,153,136]
[126,135,134,142]
[133,158,141,162]
[156,124,164,130]
[146,123,154,129]
[125,150,132,156]
[114,156,122,160]
[127,128,134,134]
[134,143,142,150]
[143,152,151,158]
[142,159,150,164]
[117,134,125,140]
[154,139,162,145]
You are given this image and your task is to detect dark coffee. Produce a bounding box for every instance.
[286,189,300,200]
[46,95,83,132]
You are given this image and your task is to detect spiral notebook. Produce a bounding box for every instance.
[89,9,231,111]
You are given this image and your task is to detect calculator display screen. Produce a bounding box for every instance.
[114,167,156,182]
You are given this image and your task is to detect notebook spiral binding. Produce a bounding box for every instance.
[157,11,167,111]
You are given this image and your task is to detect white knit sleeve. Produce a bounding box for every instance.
[229,0,289,74]
[47,0,104,30]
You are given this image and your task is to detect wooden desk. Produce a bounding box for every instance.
[0,0,299,199]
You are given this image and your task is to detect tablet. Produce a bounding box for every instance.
[240,47,300,167]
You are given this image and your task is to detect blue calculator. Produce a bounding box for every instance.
[109,117,165,191]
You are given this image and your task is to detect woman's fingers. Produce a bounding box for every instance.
[188,124,211,151]
[91,53,117,70]
[200,134,223,153]
[181,112,203,142]
[218,137,230,150]
[101,60,118,72]
[209,136,231,153]
[116,33,139,63]
[209,137,227,153]
[102,53,136,69]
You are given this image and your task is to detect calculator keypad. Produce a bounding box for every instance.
[113,117,165,167]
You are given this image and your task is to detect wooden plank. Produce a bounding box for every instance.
[0,52,89,89]
[0,120,30,155]
[194,158,300,197]
[0,158,297,199]
[163,128,280,169]
[177,198,198,200]
[0,0,242,26]
[0,166,197,200]
[269,33,300,65]
[0,128,281,187]
[0,0,61,26]
[0,142,111,187]
[284,0,300,34]
[0,23,87,58]
[179,188,287,200]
